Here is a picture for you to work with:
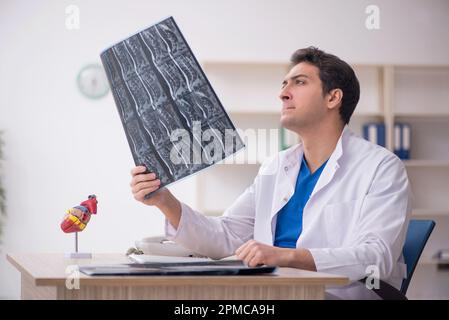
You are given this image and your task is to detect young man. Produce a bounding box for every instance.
[129,47,411,299]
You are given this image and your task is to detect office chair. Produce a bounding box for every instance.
[361,219,436,300]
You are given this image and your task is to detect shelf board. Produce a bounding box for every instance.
[393,64,449,69]
[215,162,262,167]
[394,113,449,120]
[202,60,387,68]
[352,112,384,117]
[417,259,449,266]
[228,110,279,116]
[404,160,449,168]
[228,110,383,117]
[412,209,449,216]
[201,60,289,67]
[228,111,449,118]
[418,258,440,265]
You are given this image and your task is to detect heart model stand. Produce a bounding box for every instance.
[67,232,92,259]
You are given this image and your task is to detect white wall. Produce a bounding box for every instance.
[0,0,448,299]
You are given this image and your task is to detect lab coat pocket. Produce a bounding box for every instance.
[323,199,361,246]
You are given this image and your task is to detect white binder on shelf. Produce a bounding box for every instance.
[394,123,402,158]
[393,122,411,160]
[402,123,411,160]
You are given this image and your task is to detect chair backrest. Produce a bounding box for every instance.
[401,219,436,294]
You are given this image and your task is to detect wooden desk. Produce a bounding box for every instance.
[7,253,349,300]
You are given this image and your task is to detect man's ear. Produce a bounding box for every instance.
[327,89,343,110]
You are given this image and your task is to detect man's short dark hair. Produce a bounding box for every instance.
[290,47,360,124]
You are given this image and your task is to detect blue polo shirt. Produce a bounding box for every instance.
[274,156,328,248]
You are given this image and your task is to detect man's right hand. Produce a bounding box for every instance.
[130,166,166,206]
[129,166,182,229]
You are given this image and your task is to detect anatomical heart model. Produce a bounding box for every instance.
[61,195,98,259]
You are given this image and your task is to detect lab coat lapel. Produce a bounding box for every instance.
[270,144,302,221]
[309,126,348,199]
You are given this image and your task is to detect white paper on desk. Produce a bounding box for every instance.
[128,254,240,264]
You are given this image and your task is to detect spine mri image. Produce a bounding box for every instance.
[101,17,245,189]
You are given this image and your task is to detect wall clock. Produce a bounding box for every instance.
[77,64,110,99]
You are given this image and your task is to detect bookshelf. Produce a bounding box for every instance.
[196,60,449,267]
[391,66,449,266]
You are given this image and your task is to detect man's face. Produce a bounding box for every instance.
[279,62,328,131]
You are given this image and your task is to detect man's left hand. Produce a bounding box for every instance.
[235,240,291,267]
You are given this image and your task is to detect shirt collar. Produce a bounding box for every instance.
[284,125,350,168]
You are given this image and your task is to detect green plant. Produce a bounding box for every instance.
[0,131,5,239]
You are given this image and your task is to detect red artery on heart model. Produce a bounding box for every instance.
[61,195,98,233]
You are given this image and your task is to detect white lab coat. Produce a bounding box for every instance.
[166,126,412,298]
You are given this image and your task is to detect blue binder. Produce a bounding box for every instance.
[363,123,385,147]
